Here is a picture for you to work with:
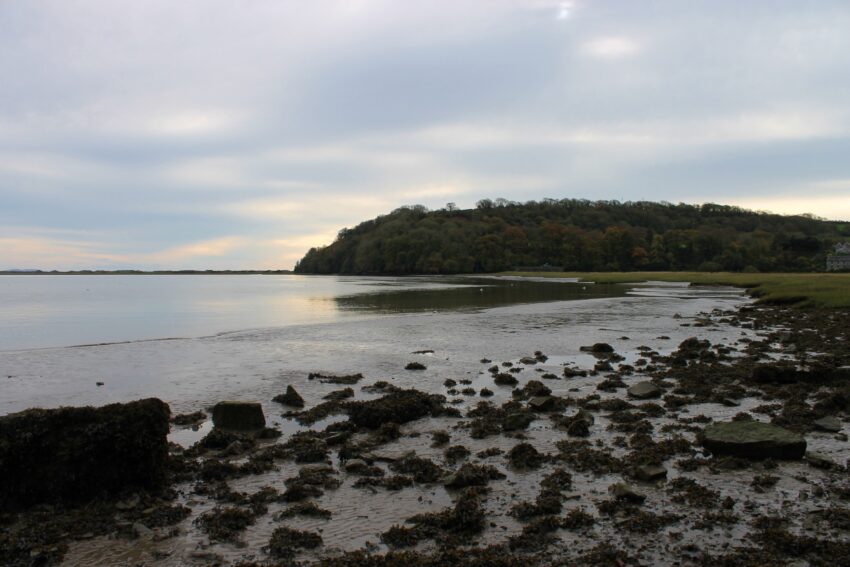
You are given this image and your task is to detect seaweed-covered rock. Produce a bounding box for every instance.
[211,401,266,430]
[507,443,546,470]
[268,526,323,558]
[581,343,615,354]
[494,373,519,386]
[346,389,445,429]
[701,421,806,460]
[444,463,505,489]
[273,385,305,408]
[0,398,170,510]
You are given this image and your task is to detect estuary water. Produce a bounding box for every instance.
[0,274,625,352]
[0,274,745,418]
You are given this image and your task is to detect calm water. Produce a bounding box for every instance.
[0,274,624,351]
[0,274,747,418]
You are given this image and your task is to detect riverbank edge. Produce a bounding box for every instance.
[498,271,850,308]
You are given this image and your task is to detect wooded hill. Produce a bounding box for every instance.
[294,199,848,275]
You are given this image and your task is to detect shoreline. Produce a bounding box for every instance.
[500,271,850,308]
[2,296,848,566]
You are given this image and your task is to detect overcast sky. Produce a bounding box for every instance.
[2,0,850,270]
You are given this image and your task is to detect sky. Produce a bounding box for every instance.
[2,0,850,270]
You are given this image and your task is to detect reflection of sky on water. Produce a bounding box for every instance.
[0,274,624,351]
[0,274,745,351]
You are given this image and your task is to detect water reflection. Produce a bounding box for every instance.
[334,277,627,313]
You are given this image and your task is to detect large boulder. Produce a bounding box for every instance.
[701,421,806,460]
[211,401,266,430]
[0,398,170,510]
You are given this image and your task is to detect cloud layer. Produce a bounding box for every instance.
[2,0,849,269]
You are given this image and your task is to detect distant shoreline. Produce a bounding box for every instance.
[0,270,293,276]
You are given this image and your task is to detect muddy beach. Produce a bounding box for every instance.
[1,281,848,566]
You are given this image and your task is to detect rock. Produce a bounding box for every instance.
[634,464,667,482]
[580,343,615,354]
[170,410,207,426]
[405,362,427,370]
[627,381,663,400]
[444,463,505,489]
[528,396,555,412]
[813,416,842,433]
[343,459,370,474]
[494,373,519,386]
[323,387,354,401]
[300,463,335,476]
[507,443,545,470]
[211,401,266,430]
[519,357,538,365]
[345,389,445,429]
[609,483,646,503]
[273,386,305,408]
[132,522,154,539]
[308,372,363,384]
[0,398,170,511]
[806,452,837,469]
[502,412,535,431]
[115,493,141,510]
[701,421,806,460]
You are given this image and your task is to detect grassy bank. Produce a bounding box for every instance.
[500,271,850,308]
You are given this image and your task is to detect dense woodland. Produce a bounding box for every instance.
[294,199,849,274]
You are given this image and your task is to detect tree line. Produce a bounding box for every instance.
[294,199,849,274]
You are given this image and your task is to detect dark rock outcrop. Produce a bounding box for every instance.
[273,385,305,408]
[0,398,170,510]
[211,401,266,430]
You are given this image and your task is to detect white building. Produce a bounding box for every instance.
[826,243,850,271]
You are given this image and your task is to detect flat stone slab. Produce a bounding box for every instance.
[627,381,663,399]
[528,396,555,411]
[813,416,842,433]
[211,401,266,430]
[635,464,667,482]
[702,421,806,460]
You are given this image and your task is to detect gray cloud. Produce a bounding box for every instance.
[1,0,849,269]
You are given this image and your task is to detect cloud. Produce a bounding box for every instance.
[582,36,640,59]
[2,0,850,271]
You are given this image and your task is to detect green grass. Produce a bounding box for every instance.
[499,271,850,308]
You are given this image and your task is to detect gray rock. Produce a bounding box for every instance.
[528,396,555,412]
[634,464,667,482]
[806,452,837,469]
[813,416,842,433]
[132,522,153,539]
[701,421,806,460]
[609,483,646,503]
[627,381,662,400]
[211,401,266,430]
